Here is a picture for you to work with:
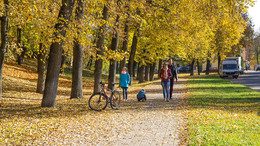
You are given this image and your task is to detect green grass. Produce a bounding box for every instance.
[187,75,260,145]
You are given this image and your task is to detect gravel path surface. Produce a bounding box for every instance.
[108,78,187,146]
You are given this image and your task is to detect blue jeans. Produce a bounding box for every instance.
[161,81,170,99]
[122,87,128,99]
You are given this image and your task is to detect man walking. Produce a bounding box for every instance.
[168,58,178,99]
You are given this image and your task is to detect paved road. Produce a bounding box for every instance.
[232,70,260,92]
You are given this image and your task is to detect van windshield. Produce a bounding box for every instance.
[223,64,237,70]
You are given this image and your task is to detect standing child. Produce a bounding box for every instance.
[119,67,131,101]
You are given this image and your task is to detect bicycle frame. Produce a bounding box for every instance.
[99,84,112,100]
[89,82,120,111]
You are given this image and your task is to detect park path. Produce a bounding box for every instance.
[31,77,188,145]
[107,78,188,146]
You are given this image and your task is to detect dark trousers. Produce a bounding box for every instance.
[122,87,128,99]
[169,79,174,98]
[138,95,146,101]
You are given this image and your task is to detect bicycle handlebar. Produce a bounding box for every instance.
[100,82,117,86]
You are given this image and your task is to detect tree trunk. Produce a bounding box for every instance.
[158,59,162,72]
[0,0,9,99]
[197,59,200,75]
[217,52,221,75]
[149,62,156,81]
[71,0,85,99]
[119,11,130,72]
[136,62,140,80]
[128,30,139,85]
[108,14,119,90]
[190,59,195,76]
[21,47,27,63]
[60,50,66,73]
[206,57,210,75]
[36,43,47,94]
[133,61,137,77]
[87,55,93,70]
[17,27,21,59]
[94,5,109,93]
[145,64,150,81]
[17,28,22,65]
[41,0,75,107]
[138,65,145,83]
[108,61,117,90]
[16,27,27,65]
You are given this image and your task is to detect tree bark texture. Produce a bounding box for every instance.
[145,64,150,81]
[36,43,47,94]
[16,28,27,65]
[119,13,130,72]
[71,0,85,99]
[17,28,23,65]
[0,0,9,98]
[42,0,75,107]
[94,5,109,93]
[128,30,139,85]
[149,62,156,81]
[206,57,210,75]
[133,61,137,78]
[158,59,162,72]
[138,65,145,83]
[197,59,200,75]
[217,52,221,75]
[60,50,66,73]
[136,62,140,80]
[87,55,93,70]
[108,14,119,90]
[190,59,195,76]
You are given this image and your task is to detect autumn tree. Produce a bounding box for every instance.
[35,1,59,93]
[254,33,260,65]
[93,4,109,93]
[0,0,9,98]
[71,0,85,99]
[36,43,47,94]
[108,1,121,90]
[119,0,130,72]
[42,0,76,107]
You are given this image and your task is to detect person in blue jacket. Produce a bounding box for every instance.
[137,89,146,101]
[119,67,131,101]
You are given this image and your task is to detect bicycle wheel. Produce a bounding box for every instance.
[89,93,108,111]
[110,90,121,109]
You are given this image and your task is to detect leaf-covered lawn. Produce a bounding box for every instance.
[187,75,260,145]
[0,63,113,144]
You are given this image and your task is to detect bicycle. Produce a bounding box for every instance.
[89,82,121,111]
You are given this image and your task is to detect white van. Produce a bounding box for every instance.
[222,60,239,79]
